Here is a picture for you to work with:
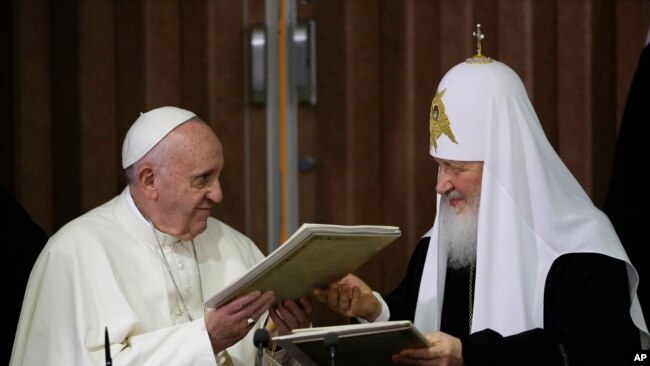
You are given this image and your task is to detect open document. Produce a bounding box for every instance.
[272,321,430,366]
[203,223,400,309]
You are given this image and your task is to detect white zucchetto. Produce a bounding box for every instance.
[121,106,197,168]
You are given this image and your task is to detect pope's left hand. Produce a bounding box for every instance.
[392,331,463,366]
[268,296,313,336]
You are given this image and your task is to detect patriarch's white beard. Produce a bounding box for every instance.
[439,191,480,269]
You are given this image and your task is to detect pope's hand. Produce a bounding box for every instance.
[313,274,381,321]
[204,290,275,353]
[392,331,463,366]
[268,296,313,336]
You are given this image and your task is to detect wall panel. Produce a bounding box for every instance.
[557,0,591,194]
[144,0,181,108]
[208,0,247,238]
[80,0,118,211]
[2,0,648,329]
[15,0,53,232]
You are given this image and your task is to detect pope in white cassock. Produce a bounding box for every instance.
[10,107,312,365]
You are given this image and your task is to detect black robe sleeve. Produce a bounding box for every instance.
[461,253,640,366]
[384,237,430,322]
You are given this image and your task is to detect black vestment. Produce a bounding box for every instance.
[385,237,640,365]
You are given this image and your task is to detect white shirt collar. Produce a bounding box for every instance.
[126,186,150,226]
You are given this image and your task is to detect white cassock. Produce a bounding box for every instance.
[11,188,265,365]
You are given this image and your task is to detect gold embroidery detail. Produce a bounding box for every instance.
[429,89,458,151]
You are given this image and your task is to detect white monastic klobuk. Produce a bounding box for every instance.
[413,53,649,348]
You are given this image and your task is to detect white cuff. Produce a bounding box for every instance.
[355,291,390,323]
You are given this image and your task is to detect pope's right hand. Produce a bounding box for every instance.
[313,274,382,322]
[204,290,275,353]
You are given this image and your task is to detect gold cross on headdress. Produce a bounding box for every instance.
[466,23,493,64]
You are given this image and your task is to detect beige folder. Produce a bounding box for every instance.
[203,223,400,309]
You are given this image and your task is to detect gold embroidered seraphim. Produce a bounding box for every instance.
[429,89,458,151]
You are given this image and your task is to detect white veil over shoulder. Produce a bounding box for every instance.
[414,59,649,348]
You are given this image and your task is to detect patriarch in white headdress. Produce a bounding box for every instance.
[414,28,649,349]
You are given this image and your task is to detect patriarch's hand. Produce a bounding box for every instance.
[393,331,463,366]
[313,274,382,321]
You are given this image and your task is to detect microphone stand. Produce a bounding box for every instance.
[253,328,270,366]
[558,343,570,366]
[105,326,112,366]
[323,332,338,366]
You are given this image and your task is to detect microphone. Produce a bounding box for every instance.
[558,343,570,366]
[323,332,338,366]
[105,326,112,366]
[253,328,270,365]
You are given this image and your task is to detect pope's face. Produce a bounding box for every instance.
[153,121,224,240]
[434,158,483,214]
